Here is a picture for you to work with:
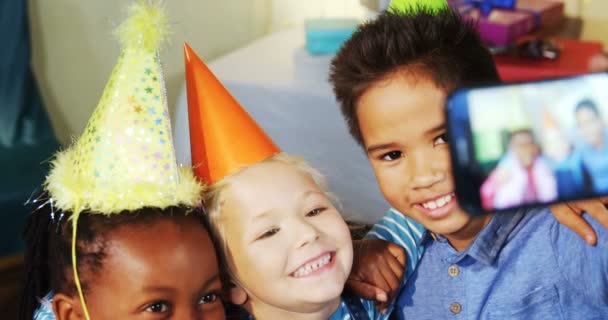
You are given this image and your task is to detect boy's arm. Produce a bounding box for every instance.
[550,197,608,245]
[552,206,608,305]
[350,238,404,311]
[349,209,426,311]
[365,208,425,274]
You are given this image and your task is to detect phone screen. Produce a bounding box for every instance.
[447,72,608,213]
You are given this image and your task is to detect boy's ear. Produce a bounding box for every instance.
[229,286,248,305]
[52,293,85,320]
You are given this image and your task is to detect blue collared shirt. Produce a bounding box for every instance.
[390,207,608,320]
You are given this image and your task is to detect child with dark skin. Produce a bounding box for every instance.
[20,206,225,320]
[20,3,227,319]
[335,1,608,317]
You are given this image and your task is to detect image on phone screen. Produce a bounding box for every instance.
[447,73,608,213]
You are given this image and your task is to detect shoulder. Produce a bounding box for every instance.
[549,209,608,304]
[549,207,608,253]
[509,206,555,235]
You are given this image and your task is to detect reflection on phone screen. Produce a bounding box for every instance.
[466,74,608,211]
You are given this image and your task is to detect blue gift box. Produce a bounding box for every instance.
[304,18,359,55]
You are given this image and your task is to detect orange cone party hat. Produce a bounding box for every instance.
[184,43,279,184]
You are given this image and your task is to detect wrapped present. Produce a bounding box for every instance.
[494,38,604,82]
[454,3,535,46]
[449,0,565,46]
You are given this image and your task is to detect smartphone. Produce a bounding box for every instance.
[446,72,608,215]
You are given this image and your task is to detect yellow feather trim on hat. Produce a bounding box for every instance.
[45,149,203,215]
[43,0,199,216]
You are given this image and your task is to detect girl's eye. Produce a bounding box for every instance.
[145,301,169,313]
[434,133,449,146]
[306,207,326,217]
[198,292,219,304]
[257,227,279,240]
[381,151,403,161]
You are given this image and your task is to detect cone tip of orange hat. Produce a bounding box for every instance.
[183,43,207,68]
[184,42,193,62]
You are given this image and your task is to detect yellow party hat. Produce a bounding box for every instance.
[45,2,200,216]
[43,3,201,319]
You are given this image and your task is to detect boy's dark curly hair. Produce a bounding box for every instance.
[329,7,501,147]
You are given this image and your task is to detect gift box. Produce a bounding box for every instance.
[451,2,535,46]
[449,1,565,46]
[494,39,604,82]
[304,19,359,55]
[516,0,564,29]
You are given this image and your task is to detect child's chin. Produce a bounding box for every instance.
[427,215,470,235]
[300,283,344,305]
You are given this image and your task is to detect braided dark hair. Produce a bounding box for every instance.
[19,193,203,320]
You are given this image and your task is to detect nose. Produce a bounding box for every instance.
[294,217,320,249]
[174,307,197,320]
[407,148,445,190]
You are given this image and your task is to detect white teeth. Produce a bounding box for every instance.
[437,197,446,207]
[292,253,331,278]
[422,194,453,210]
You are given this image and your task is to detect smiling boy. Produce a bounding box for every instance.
[330,1,608,319]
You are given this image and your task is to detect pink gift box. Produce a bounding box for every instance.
[455,4,536,46]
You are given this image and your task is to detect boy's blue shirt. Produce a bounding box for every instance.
[379,207,608,320]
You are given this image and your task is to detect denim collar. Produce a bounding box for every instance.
[419,210,527,265]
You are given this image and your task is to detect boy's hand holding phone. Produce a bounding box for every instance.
[447,72,608,246]
[350,239,406,312]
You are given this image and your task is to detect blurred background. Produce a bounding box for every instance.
[25,0,608,147]
[2,0,607,318]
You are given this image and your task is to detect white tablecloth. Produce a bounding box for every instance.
[173,27,389,223]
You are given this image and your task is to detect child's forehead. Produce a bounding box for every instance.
[360,71,446,108]
[379,66,445,86]
[231,161,316,190]
[222,163,324,214]
[358,73,447,134]
[106,216,208,248]
[96,218,218,293]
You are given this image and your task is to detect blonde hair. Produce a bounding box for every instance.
[203,152,339,284]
